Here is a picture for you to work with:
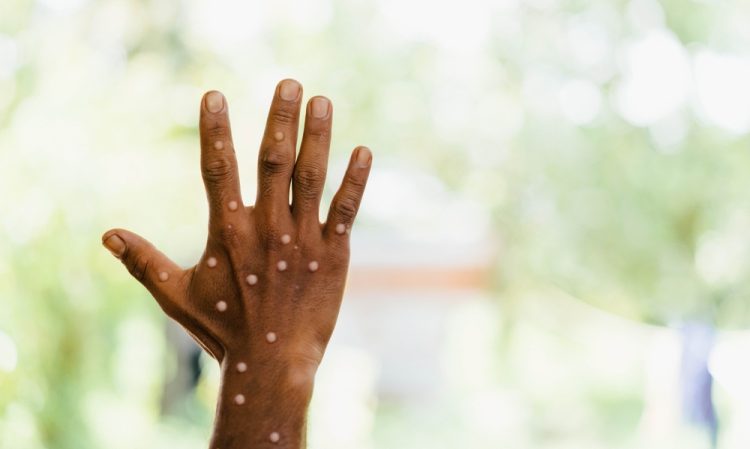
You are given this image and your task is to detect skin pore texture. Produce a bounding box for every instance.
[101,79,372,448]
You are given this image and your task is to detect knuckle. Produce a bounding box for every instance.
[333,196,359,221]
[271,107,296,125]
[324,246,349,267]
[344,173,367,190]
[204,126,227,140]
[202,119,228,139]
[203,157,233,184]
[294,165,324,196]
[216,224,239,246]
[257,226,282,249]
[127,253,150,281]
[305,123,330,140]
[260,150,291,176]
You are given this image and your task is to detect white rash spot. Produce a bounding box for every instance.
[236,362,247,373]
[216,301,227,312]
[228,200,239,211]
[266,332,277,343]
[273,131,284,142]
[277,260,287,272]
[234,394,245,405]
[308,261,319,272]
[207,257,218,268]
[158,271,169,282]
[269,432,280,443]
[246,274,258,285]
[281,234,291,245]
[335,223,346,234]
[214,141,224,150]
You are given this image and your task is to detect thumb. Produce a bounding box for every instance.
[102,228,186,313]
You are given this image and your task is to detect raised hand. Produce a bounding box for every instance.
[101,79,372,448]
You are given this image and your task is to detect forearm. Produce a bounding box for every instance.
[209,353,317,448]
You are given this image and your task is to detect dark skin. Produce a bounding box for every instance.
[101,79,372,448]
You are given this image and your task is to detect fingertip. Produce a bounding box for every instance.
[277,78,302,101]
[308,96,331,119]
[203,90,226,113]
[101,229,117,242]
[102,230,126,259]
[354,146,372,169]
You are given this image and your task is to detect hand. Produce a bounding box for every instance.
[101,79,372,448]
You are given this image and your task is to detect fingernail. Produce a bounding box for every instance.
[205,91,224,113]
[355,147,372,168]
[279,80,300,101]
[103,234,126,258]
[311,97,329,119]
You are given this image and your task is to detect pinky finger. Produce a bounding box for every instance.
[324,146,372,239]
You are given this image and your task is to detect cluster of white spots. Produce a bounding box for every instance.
[273,131,284,142]
[158,271,169,282]
[335,223,347,235]
[236,362,247,373]
[216,301,228,312]
[246,274,258,285]
[228,200,239,211]
[277,260,288,272]
[234,394,245,405]
[308,261,319,272]
[269,432,280,443]
[281,233,291,245]
[207,257,218,268]
[214,141,224,150]
[266,332,277,343]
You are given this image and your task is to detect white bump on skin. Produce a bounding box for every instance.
[216,301,227,312]
[207,257,217,268]
[234,394,245,405]
[273,131,284,142]
[308,261,319,272]
[158,271,169,282]
[214,141,224,150]
[228,200,238,211]
[246,274,258,285]
[277,260,287,272]
[266,332,277,343]
[236,362,247,373]
[269,432,280,443]
[281,234,291,245]
[335,223,346,234]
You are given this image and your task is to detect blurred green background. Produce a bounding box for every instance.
[3,0,750,447]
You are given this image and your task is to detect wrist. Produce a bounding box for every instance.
[209,354,318,448]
